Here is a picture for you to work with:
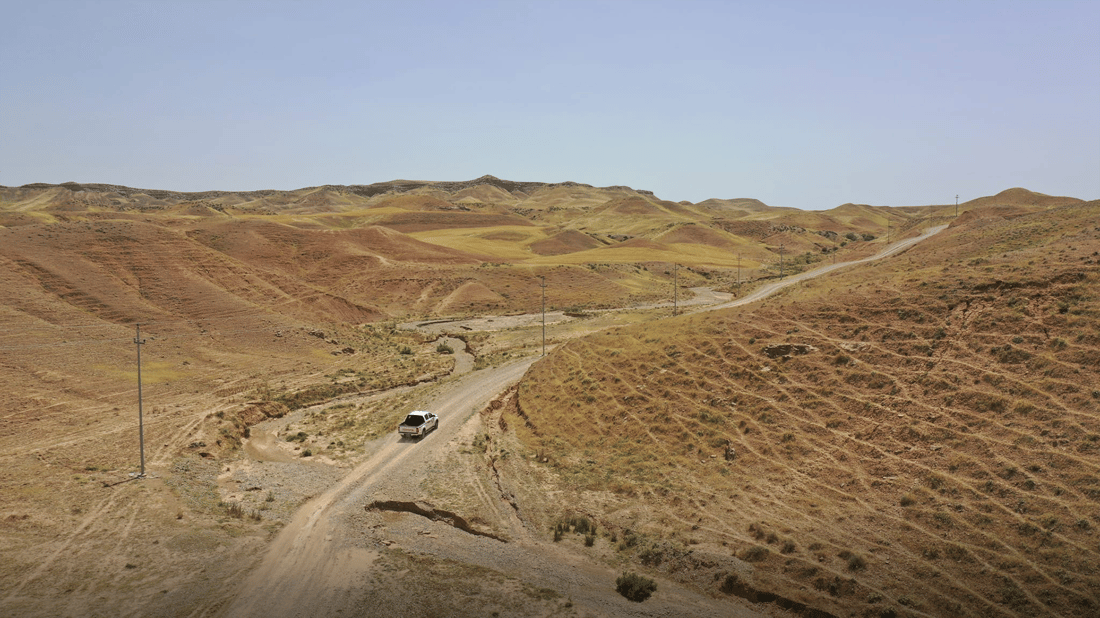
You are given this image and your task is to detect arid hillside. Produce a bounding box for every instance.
[0,178,1090,618]
[507,201,1100,617]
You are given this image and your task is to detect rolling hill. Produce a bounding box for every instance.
[503,200,1100,617]
[0,176,1092,617]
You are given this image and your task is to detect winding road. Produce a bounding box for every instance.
[216,225,949,618]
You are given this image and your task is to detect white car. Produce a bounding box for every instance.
[398,411,438,440]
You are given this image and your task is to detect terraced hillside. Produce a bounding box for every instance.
[506,202,1100,617]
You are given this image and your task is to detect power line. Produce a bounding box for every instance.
[134,324,147,478]
[0,311,284,337]
[0,324,290,352]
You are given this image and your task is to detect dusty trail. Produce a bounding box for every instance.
[220,359,535,618]
[215,225,950,617]
[705,224,949,311]
[408,226,948,334]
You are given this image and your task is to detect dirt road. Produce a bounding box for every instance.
[705,224,949,311]
[214,225,950,618]
[216,353,763,618]
[219,358,534,618]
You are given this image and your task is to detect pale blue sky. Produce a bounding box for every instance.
[2,0,1098,209]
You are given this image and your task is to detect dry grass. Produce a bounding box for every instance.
[509,202,1100,617]
[0,180,1089,616]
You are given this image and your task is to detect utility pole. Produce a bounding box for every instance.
[737,253,741,295]
[539,276,546,356]
[134,324,146,478]
[955,195,959,217]
[672,263,679,316]
[779,244,785,279]
[887,219,891,244]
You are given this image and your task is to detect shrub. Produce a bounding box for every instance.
[846,552,867,571]
[436,342,454,354]
[639,546,664,566]
[399,346,413,355]
[570,516,592,535]
[301,449,312,457]
[740,545,770,562]
[615,572,657,602]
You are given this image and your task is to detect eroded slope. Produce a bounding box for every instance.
[509,203,1100,617]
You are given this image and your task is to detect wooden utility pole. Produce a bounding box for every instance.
[779,244,785,279]
[673,264,679,315]
[737,253,741,295]
[134,324,146,478]
[539,276,546,356]
[955,195,959,217]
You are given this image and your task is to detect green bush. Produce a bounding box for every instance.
[615,572,656,602]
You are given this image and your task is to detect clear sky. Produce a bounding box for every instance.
[2,0,1098,209]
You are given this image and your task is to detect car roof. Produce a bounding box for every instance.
[407,410,432,416]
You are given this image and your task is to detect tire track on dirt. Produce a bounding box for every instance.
[207,225,954,618]
[2,488,128,602]
[217,359,536,618]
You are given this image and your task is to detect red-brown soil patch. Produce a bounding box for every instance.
[374,211,533,233]
[433,281,506,315]
[604,196,665,216]
[369,194,457,211]
[656,223,737,248]
[529,230,603,256]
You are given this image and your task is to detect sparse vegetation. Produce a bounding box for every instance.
[511,201,1100,618]
[615,572,656,602]
[3,181,1097,618]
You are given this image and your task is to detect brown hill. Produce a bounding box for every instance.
[0,177,1094,618]
[368,194,459,211]
[966,187,1084,209]
[693,197,775,215]
[373,211,533,233]
[432,280,507,315]
[656,223,739,248]
[607,196,667,216]
[187,220,481,270]
[508,201,1100,618]
[528,230,604,256]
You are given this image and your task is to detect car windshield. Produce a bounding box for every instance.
[402,415,425,427]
